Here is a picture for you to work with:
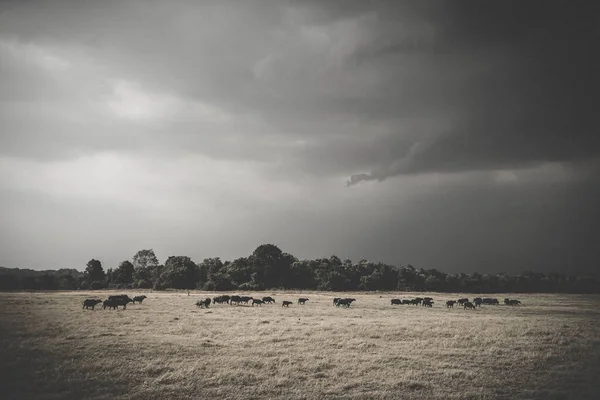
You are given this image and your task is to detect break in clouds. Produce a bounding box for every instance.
[0,0,599,274]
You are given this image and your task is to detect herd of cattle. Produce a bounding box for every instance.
[82,295,147,310]
[82,294,522,311]
[390,296,522,309]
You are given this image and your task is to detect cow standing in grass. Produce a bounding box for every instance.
[422,300,434,307]
[252,299,265,306]
[83,299,102,310]
[196,298,211,308]
[463,302,476,310]
[391,299,402,305]
[298,298,309,305]
[262,297,275,304]
[107,295,133,309]
[446,300,456,308]
[132,295,147,304]
[282,301,292,307]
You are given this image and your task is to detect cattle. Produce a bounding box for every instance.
[463,301,476,310]
[229,295,242,305]
[508,299,521,306]
[240,296,253,304]
[298,298,309,305]
[333,298,341,306]
[401,299,412,305]
[252,299,265,306]
[489,298,500,305]
[457,298,469,305]
[422,300,434,307]
[213,295,231,304]
[473,298,483,307]
[414,297,423,305]
[132,295,147,304]
[504,298,510,305]
[83,299,102,310]
[335,298,356,308]
[282,301,293,307]
[262,296,275,304]
[391,299,402,305]
[107,295,133,309]
[103,299,118,310]
[446,300,456,308]
[409,299,420,305]
[423,297,433,302]
[196,298,211,308]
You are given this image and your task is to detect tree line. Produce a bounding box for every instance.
[0,244,598,293]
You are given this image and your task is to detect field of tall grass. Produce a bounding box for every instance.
[1,290,599,399]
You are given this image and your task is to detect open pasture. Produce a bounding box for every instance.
[1,291,599,399]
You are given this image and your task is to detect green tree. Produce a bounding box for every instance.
[85,259,105,282]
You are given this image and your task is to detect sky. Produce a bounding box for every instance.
[1,0,599,274]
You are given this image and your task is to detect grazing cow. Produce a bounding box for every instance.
[414,297,423,305]
[391,299,402,305]
[401,299,412,305]
[196,298,211,308]
[282,301,292,307]
[107,295,133,309]
[463,301,476,310]
[473,298,483,307]
[422,300,434,307]
[213,295,231,304]
[252,299,265,306]
[423,297,433,302]
[298,298,309,305]
[132,295,147,304]
[262,296,275,304]
[490,298,499,305]
[458,298,469,305]
[229,295,242,305]
[409,299,420,305]
[83,299,102,310]
[333,298,341,306]
[103,299,118,310]
[240,296,253,304]
[336,298,356,308]
[508,299,521,306]
[446,300,456,308]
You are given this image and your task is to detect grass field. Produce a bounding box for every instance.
[1,291,599,400]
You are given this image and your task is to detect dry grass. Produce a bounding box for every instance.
[1,290,599,400]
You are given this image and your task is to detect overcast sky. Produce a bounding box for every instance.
[1,0,599,274]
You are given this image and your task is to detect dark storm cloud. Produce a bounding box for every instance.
[1,1,599,274]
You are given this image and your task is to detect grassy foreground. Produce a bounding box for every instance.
[1,291,599,400]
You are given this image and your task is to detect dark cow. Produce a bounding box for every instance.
[508,299,521,306]
[282,301,293,307]
[490,298,500,305]
[103,299,118,310]
[298,298,309,305]
[83,299,102,310]
[409,299,420,305]
[463,301,476,310]
[458,298,469,305]
[107,295,133,309]
[446,300,456,308]
[401,299,412,305]
[422,300,434,307]
[213,295,231,304]
[504,298,510,305]
[473,298,483,307]
[229,295,242,305]
[262,296,276,304]
[414,297,423,305]
[196,298,211,308]
[336,298,356,308]
[423,297,433,302]
[333,298,341,306]
[391,299,402,305]
[132,295,147,304]
[252,299,265,306]
[240,296,253,305]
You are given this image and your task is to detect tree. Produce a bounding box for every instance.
[85,259,105,282]
[111,260,135,287]
[159,256,200,289]
[132,249,160,287]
